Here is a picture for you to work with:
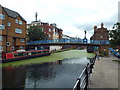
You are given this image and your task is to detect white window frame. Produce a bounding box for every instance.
[15,28,22,34]
[0,13,5,20]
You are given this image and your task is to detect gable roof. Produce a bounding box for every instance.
[1,5,26,22]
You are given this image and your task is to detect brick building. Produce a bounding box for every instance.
[0,5,26,52]
[27,21,63,40]
[90,23,109,55]
[90,23,109,40]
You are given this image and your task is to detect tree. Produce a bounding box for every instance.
[109,22,120,48]
[27,26,47,41]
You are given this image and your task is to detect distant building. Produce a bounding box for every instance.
[27,20,63,40]
[0,5,26,52]
[90,23,109,40]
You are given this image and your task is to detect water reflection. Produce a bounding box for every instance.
[2,57,92,89]
[2,66,27,88]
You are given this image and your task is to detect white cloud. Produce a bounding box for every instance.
[0,0,119,39]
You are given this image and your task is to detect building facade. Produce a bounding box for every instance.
[90,23,109,40]
[0,5,26,52]
[27,21,63,40]
[90,23,109,55]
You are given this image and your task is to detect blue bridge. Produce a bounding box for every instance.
[26,39,109,46]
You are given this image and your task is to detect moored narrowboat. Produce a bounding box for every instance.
[1,49,50,63]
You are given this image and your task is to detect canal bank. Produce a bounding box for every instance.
[2,50,95,88]
[89,52,119,89]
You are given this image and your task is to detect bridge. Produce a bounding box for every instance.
[26,39,110,56]
[27,39,109,46]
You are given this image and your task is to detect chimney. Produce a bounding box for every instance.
[94,25,97,30]
[101,23,104,28]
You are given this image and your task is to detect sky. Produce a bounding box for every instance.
[0,0,119,39]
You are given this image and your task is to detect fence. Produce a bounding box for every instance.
[73,56,96,90]
[26,39,109,45]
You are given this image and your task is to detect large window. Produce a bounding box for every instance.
[0,24,5,30]
[0,36,3,41]
[15,28,22,34]
[0,13,5,20]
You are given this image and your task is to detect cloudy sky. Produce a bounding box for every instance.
[0,0,119,39]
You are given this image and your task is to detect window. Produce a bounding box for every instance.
[20,46,24,49]
[20,38,25,42]
[0,36,3,41]
[8,22,11,26]
[0,13,5,20]
[41,27,44,32]
[7,42,10,46]
[0,24,5,30]
[12,46,14,51]
[49,29,51,32]
[0,46,3,51]
[15,28,22,34]
[15,19,18,23]
[48,34,51,37]
[19,20,22,25]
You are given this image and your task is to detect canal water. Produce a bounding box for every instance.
[2,50,95,89]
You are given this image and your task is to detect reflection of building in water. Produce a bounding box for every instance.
[2,66,27,88]
[25,63,56,88]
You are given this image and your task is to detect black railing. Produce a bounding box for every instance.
[73,56,96,90]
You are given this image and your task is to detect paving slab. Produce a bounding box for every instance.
[89,53,120,89]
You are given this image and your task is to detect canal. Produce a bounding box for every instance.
[2,50,95,88]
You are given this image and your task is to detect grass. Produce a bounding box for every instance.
[112,60,120,62]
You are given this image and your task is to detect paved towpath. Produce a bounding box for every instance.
[89,52,120,89]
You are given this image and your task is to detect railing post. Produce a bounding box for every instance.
[85,65,89,90]
[77,78,80,90]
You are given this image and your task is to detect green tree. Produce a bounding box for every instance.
[109,22,120,47]
[27,26,47,41]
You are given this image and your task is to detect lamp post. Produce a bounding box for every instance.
[83,30,87,43]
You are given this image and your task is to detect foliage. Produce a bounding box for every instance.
[109,22,120,46]
[27,25,47,41]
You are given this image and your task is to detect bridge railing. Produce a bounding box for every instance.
[109,48,120,58]
[26,39,109,45]
[73,56,96,90]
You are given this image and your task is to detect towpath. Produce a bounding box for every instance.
[89,52,120,89]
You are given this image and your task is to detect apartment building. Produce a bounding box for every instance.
[0,5,26,52]
[27,21,63,40]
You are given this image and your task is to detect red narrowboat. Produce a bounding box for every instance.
[1,49,50,63]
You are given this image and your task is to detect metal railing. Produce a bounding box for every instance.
[26,39,109,45]
[109,48,120,58]
[73,56,96,90]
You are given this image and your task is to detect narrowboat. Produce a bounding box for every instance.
[1,49,50,63]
